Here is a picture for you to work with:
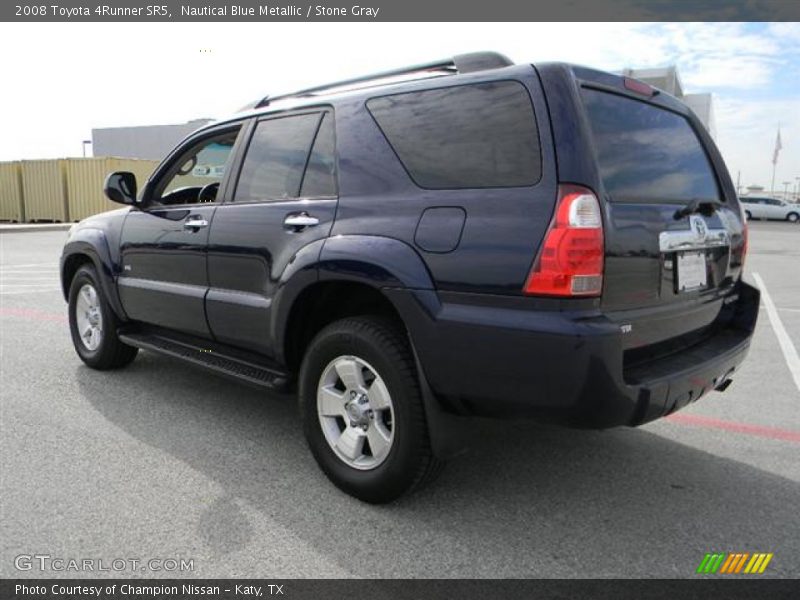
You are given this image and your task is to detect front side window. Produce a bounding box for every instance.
[235,112,335,202]
[151,129,240,205]
[367,81,541,189]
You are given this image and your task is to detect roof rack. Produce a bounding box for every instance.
[246,51,513,110]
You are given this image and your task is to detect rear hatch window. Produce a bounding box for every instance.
[578,86,743,327]
[581,88,720,205]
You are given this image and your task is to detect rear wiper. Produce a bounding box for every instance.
[674,199,722,220]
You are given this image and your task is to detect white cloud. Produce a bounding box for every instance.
[714,96,800,192]
[0,22,796,190]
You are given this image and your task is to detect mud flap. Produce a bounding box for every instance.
[410,342,471,460]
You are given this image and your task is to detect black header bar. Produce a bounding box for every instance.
[3,0,800,22]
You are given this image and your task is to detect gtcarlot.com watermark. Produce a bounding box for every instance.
[14,554,194,573]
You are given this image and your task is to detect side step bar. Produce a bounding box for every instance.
[118,332,290,391]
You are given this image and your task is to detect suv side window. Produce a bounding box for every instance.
[235,112,334,202]
[366,81,541,189]
[300,114,337,197]
[150,128,240,206]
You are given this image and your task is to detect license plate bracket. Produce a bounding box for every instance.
[676,251,707,292]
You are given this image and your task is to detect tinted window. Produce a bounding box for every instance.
[235,113,320,201]
[581,89,719,204]
[300,113,337,197]
[367,81,541,189]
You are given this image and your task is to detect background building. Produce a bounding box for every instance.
[621,66,717,139]
[91,119,213,161]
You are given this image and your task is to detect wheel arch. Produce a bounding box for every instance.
[273,234,436,370]
[61,229,126,320]
[281,280,407,374]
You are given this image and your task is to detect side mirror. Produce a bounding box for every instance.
[104,171,137,205]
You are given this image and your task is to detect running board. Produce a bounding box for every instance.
[118,332,290,391]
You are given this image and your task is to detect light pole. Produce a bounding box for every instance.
[795,177,800,203]
[82,140,92,158]
[783,181,791,202]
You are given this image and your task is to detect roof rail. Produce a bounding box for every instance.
[247,51,513,110]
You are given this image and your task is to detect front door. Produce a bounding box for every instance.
[206,110,338,355]
[118,124,244,337]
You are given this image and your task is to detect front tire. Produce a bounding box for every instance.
[299,316,441,503]
[68,264,138,370]
[744,210,752,221]
[787,212,799,223]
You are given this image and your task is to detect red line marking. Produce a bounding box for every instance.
[666,412,800,444]
[0,307,67,323]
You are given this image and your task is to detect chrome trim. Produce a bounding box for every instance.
[183,217,209,230]
[284,213,319,228]
[659,227,730,253]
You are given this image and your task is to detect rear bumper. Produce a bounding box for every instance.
[388,281,759,429]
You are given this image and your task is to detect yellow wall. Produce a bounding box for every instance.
[0,161,24,222]
[0,157,159,222]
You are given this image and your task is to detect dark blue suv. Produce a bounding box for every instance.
[61,53,758,502]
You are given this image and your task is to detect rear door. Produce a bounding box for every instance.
[205,110,337,355]
[768,199,788,219]
[578,86,746,347]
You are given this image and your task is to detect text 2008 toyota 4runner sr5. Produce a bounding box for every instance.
[61,53,758,502]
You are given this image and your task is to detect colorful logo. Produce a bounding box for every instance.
[696,552,773,574]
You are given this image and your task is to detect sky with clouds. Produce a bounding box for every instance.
[0,21,797,193]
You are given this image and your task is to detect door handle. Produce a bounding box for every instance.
[284,213,319,230]
[184,217,209,230]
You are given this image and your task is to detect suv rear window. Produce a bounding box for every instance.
[581,88,720,204]
[367,81,541,189]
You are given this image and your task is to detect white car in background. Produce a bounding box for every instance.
[739,196,800,222]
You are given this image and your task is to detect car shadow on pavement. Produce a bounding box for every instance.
[78,354,800,578]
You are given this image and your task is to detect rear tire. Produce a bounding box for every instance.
[744,210,752,221]
[68,264,138,370]
[299,316,442,503]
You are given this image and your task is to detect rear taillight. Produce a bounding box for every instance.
[524,185,604,297]
[737,203,748,269]
[741,221,748,269]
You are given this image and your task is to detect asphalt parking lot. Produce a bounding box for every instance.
[1,221,798,579]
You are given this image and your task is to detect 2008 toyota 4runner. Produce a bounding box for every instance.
[61,53,758,502]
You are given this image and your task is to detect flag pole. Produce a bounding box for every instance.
[771,163,777,196]
[771,124,781,196]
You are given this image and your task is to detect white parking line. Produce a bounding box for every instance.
[753,272,800,394]
[0,263,58,269]
[0,281,62,289]
[0,289,61,295]
[0,269,58,273]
